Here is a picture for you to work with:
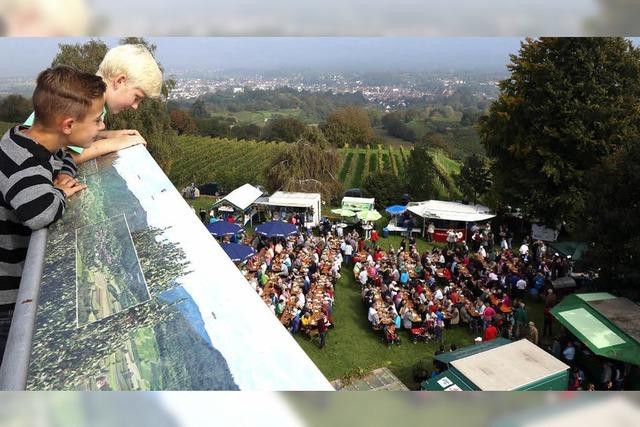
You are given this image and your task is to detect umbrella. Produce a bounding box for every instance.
[221,243,256,263]
[206,221,242,237]
[385,205,407,215]
[356,210,382,222]
[331,208,356,217]
[254,220,299,237]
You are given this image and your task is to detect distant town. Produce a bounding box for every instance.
[1,70,503,108]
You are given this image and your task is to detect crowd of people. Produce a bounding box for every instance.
[241,228,341,349]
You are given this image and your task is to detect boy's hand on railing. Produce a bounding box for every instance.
[114,135,148,150]
[53,174,87,198]
[98,129,142,139]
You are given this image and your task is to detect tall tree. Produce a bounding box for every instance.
[454,154,492,204]
[479,37,640,226]
[405,145,438,201]
[320,106,374,147]
[51,39,108,73]
[363,172,405,209]
[264,140,341,202]
[582,143,640,299]
[263,116,307,143]
[0,95,32,124]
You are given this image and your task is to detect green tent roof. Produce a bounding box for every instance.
[551,293,640,366]
[548,241,588,262]
[434,337,511,365]
[422,368,476,391]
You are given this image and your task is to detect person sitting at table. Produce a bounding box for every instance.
[448,303,460,327]
[368,305,380,327]
[399,269,409,286]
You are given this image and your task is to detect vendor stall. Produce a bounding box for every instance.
[253,191,321,227]
[407,200,495,242]
[211,183,263,226]
[551,293,640,389]
[423,339,569,391]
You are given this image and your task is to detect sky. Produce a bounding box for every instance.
[0,37,526,78]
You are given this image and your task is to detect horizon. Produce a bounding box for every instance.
[0,37,526,79]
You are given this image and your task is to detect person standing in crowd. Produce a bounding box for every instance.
[317,314,328,349]
[427,221,435,242]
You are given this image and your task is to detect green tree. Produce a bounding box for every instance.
[264,140,342,202]
[320,106,374,147]
[405,145,438,200]
[0,95,32,123]
[190,99,209,119]
[582,143,640,299]
[454,154,492,204]
[263,116,307,143]
[51,39,108,73]
[479,37,640,226]
[363,172,405,209]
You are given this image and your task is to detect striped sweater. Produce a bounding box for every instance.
[0,125,76,308]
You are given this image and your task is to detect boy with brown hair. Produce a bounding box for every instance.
[0,65,106,361]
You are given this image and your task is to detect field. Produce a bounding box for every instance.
[170,134,462,200]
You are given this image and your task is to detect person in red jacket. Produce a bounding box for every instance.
[371,229,379,244]
[483,322,499,341]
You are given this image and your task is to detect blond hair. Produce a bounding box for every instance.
[97,44,163,98]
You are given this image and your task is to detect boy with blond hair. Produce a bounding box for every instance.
[1,65,106,361]
[25,43,163,164]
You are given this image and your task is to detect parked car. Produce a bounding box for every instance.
[198,182,221,196]
[344,188,363,198]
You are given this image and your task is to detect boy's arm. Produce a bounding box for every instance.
[6,170,68,231]
[70,135,147,165]
[57,149,79,178]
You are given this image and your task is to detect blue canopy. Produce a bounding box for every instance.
[254,220,299,237]
[385,205,407,215]
[221,243,256,263]
[206,221,242,237]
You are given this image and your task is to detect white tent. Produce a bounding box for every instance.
[406,200,495,240]
[254,191,322,226]
[223,184,263,211]
[407,200,495,222]
[212,184,263,225]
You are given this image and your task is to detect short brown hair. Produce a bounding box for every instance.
[32,65,106,127]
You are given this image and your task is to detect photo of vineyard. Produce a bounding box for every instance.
[76,214,150,327]
[27,146,330,391]
[169,135,462,201]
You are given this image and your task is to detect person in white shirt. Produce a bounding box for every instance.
[368,306,380,326]
[500,237,508,251]
[434,288,444,301]
[343,241,353,265]
[519,243,529,256]
[359,269,369,287]
[516,277,528,299]
[478,245,487,259]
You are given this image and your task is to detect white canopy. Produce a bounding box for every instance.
[407,200,495,223]
[451,339,569,391]
[218,184,263,211]
[267,191,321,208]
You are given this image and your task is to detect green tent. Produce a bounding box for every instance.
[423,368,475,391]
[434,337,511,365]
[551,293,640,366]
[548,241,588,262]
